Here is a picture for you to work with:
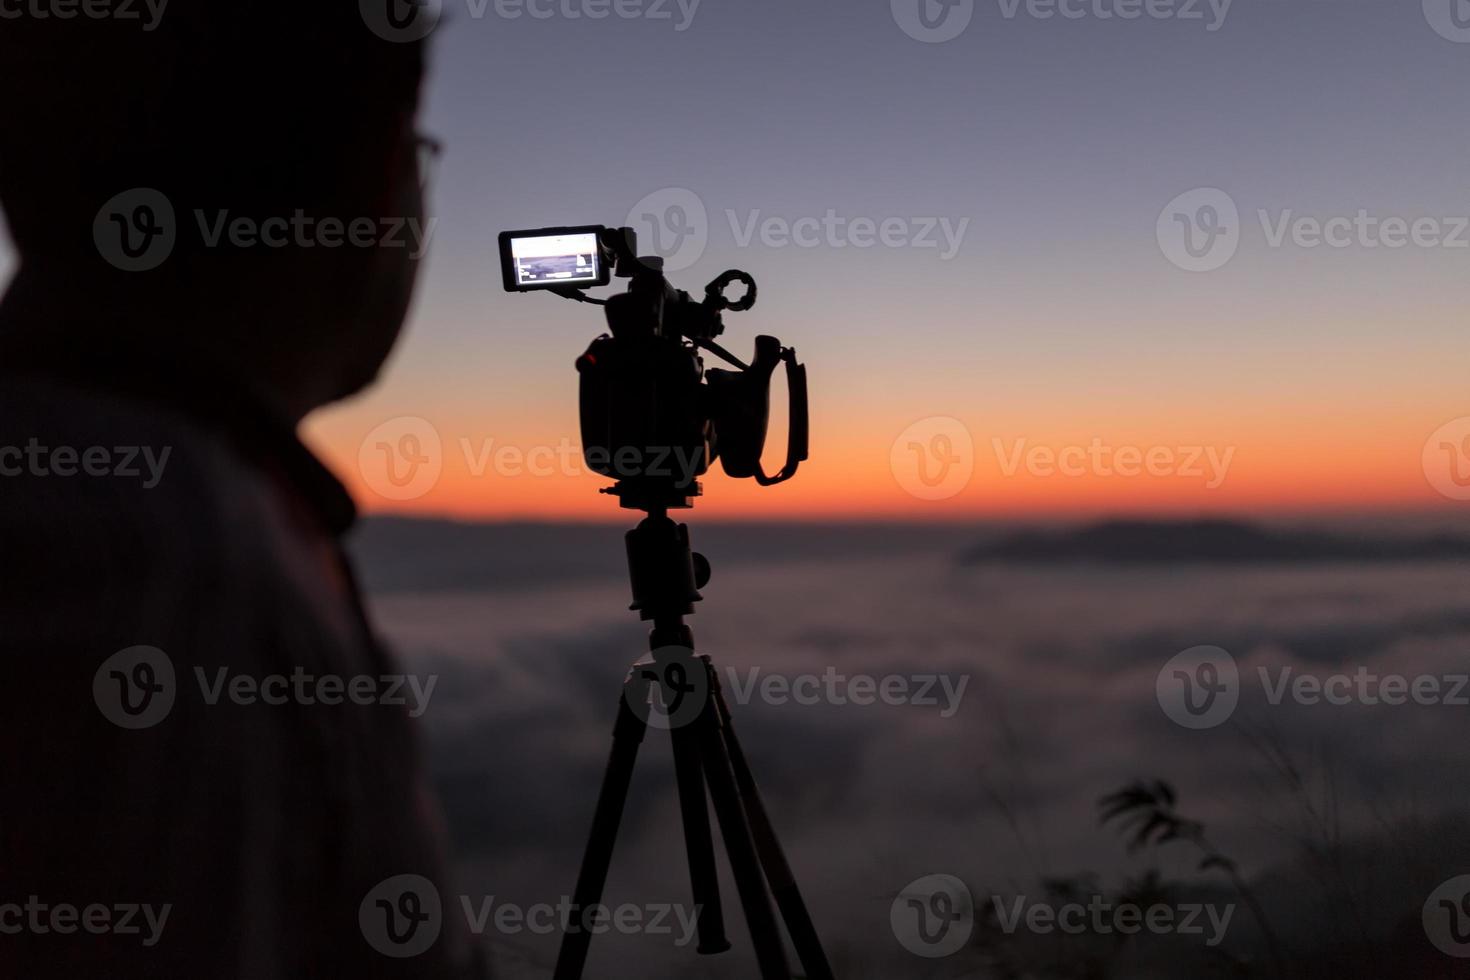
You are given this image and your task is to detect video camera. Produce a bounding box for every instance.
[499,225,808,512]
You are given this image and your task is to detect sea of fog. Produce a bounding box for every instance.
[349,518,1470,979]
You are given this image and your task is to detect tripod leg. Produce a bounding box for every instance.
[650,623,730,955]
[553,676,651,980]
[695,680,792,979]
[669,722,732,954]
[712,682,837,980]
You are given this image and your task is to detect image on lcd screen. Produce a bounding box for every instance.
[510,232,601,287]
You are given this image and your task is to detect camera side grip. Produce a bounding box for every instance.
[706,336,809,485]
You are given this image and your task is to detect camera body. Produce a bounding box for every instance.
[500,225,807,511]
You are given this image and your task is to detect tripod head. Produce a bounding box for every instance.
[500,225,809,513]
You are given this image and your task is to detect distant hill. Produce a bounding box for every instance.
[346,516,970,594]
[959,519,1470,565]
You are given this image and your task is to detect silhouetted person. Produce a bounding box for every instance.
[0,8,480,978]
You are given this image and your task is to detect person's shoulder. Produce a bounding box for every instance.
[0,375,344,638]
[0,374,366,709]
[0,375,268,554]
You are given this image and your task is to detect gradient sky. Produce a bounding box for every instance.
[6,0,1470,520]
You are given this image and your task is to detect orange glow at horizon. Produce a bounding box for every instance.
[311,404,1464,522]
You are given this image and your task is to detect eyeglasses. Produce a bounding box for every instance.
[414,134,443,190]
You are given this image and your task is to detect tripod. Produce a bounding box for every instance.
[553,503,835,980]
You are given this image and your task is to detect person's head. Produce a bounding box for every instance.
[0,7,431,419]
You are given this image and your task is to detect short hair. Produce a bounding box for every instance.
[0,6,427,264]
